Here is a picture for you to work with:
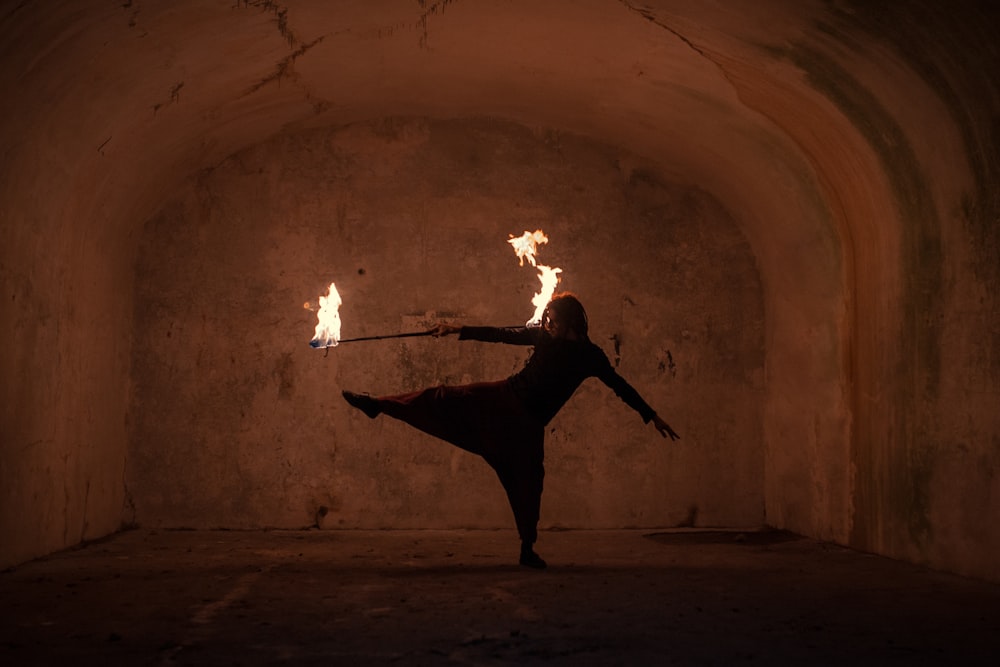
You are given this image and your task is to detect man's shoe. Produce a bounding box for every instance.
[342,391,381,419]
[519,546,547,569]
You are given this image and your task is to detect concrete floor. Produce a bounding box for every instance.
[1,529,998,666]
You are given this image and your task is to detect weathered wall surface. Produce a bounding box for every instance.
[0,6,141,567]
[773,3,1000,579]
[2,0,998,582]
[126,118,764,530]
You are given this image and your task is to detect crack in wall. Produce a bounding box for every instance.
[618,0,740,94]
[243,36,325,97]
[152,81,185,116]
[236,0,297,48]
[416,0,459,49]
[233,1,328,100]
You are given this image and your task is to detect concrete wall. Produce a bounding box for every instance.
[1,0,998,581]
[126,118,764,531]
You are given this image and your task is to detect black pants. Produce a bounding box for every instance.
[376,381,545,545]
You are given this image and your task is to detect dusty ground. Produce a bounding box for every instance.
[1,529,998,665]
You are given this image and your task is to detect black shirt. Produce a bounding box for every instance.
[459,326,657,426]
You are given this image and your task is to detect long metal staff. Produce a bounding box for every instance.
[312,325,527,348]
[336,330,437,343]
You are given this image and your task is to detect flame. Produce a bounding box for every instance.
[508,230,562,326]
[508,230,549,267]
[529,264,563,325]
[309,282,342,348]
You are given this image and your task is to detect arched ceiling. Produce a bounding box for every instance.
[4,0,841,251]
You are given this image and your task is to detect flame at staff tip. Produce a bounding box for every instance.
[309,282,342,349]
[508,229,562,326]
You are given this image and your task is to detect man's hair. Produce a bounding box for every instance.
[545,292,589,339]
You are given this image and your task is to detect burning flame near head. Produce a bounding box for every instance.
[508,230,563,326]
[309,282,342,348]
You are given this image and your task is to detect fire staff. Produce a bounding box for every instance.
[342,292,680,569]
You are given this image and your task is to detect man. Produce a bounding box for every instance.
[343,292,679,568]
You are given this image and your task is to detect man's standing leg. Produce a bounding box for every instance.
[494,455,546,569]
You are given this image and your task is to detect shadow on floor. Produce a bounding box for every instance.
[643,527,802,546]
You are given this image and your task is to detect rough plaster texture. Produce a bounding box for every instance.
[1,0,999,582]
[127,118,764,532]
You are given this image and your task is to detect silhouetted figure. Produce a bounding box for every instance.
[343,292,679,569]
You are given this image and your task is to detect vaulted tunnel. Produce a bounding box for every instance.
[2,0,998,584]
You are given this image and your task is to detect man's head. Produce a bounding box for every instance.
[543,292,588,340]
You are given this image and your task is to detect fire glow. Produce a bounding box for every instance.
[508,230,562,326]
[308,230,563,347]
